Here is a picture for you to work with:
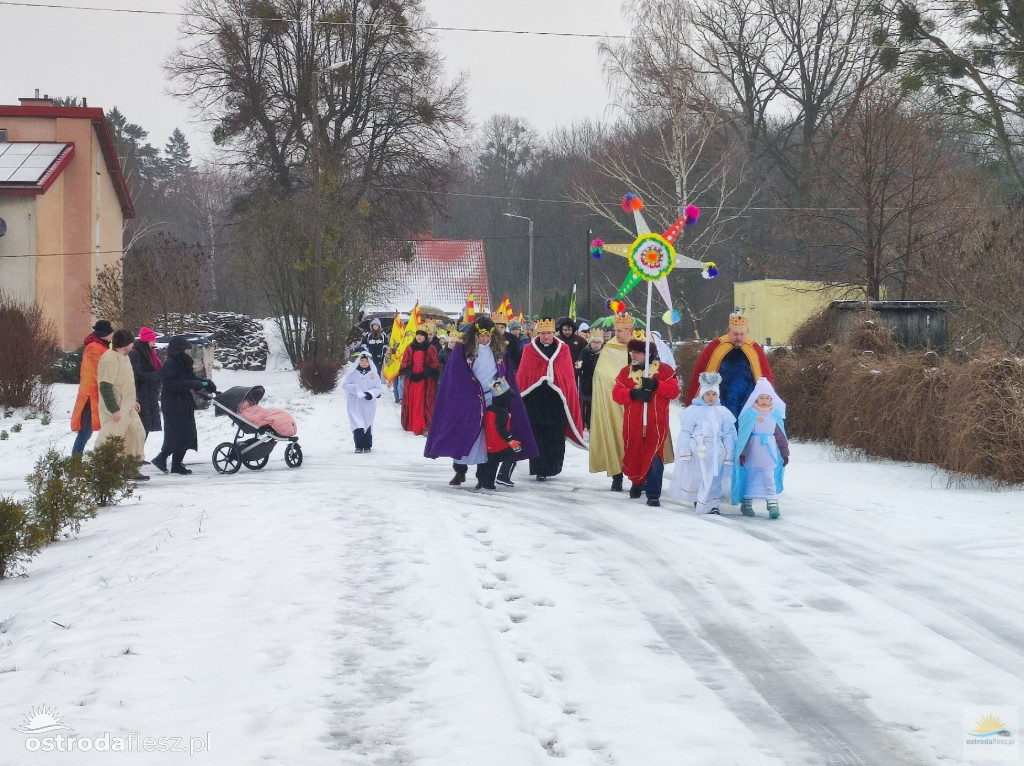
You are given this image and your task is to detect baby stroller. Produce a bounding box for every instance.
[210,385,303,473]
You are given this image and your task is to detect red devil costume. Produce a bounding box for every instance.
[612,339,679,505]
[400,332,440,435]
[516,330,586,479]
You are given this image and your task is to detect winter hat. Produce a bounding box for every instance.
[414,328,428,339]
[697,372,722,399]
[626,338,658,358]
[167,335,192,355]
[742,377,786,419]
[508,319,522,332]
[578,322,590,333]
[138,327,157,342]
[370,318,382,329]
[92,319,114,337]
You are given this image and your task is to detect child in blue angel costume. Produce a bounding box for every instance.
[731,378,790,519]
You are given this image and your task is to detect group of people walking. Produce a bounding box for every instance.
[71,320,217,478]
[351,307,790,516]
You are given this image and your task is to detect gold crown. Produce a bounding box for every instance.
[423,321,437,332]
[613,314,635,329]
[535,318,556,332]
[632,329,647,341]
[728,312,749,328]
[490,312,508,325]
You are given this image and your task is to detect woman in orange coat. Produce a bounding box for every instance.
[71,319,115,455]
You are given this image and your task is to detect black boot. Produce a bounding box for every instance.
[151,452,169,474]
[629,483,645,499]
[610,473,623,492]
[170,454,192,476]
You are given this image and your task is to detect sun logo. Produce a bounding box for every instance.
[13,705,73,734]
[969,713,1012,737]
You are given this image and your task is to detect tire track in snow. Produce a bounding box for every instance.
[506,497,934,766]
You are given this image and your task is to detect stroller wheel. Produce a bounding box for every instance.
[243,455,270,470]
[212,442,242,474]
[285,442,303,468]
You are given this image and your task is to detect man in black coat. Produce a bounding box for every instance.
[152,336,216,475]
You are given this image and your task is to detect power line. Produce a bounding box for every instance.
[0,1,629,39]
[2,0,1021,56]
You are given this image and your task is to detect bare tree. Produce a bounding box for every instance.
[686,0,889,193]
[580,0,757,337]
[797,87,982,299]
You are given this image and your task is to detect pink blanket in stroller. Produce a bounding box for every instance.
[238,400,298,437]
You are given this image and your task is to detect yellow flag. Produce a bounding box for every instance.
[383,302,420,381]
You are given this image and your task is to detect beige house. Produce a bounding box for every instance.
[0,95,134,349]
[733,279,867,346]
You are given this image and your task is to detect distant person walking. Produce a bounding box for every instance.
[71,319,115,456]
[152,336,217,475]
[128,327,162,457]
[95,329,149,481]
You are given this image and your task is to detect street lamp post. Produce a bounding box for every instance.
[503,212,533,319]
[309,57,351,359]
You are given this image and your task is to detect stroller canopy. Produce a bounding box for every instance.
[215,385,265,416]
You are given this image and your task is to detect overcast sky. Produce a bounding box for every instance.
[0,0,629,159]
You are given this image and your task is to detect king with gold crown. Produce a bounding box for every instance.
[685,311,775,421]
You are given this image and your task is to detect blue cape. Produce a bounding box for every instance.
[731,408,787,505]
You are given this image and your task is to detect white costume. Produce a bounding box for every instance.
[342,353,383,432]
[669,372,736,513]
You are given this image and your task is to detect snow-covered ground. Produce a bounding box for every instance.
[0,329,1022,765]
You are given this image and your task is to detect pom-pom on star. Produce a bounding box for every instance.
[621,193,644,213]
[701,261,718,280]
[590,238,604,260]
[684,204,700,227]
[604,298,626,313]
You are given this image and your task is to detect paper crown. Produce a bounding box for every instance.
[728,312,749,328]
[535,318,556,332]
[490,312,508,325]
[423,320,437,332]
[489,376,511,396]
[632,329,647,341]
[613,314,635,329]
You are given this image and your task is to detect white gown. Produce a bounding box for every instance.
[668,399,736,512]
[342,360,384,431]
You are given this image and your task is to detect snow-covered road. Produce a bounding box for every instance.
[1,362,1021,765]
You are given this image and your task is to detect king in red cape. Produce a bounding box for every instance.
[516,320,586,480]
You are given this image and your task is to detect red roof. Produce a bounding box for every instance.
[364,239,491,316]
[0,104,135,218]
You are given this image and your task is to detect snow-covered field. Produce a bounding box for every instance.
[1,330,1022,765]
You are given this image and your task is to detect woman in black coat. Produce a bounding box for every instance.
[152,336,216,475]
[128,328,162,455]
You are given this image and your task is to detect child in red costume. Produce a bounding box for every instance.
[477,377,522,489]
[612,338,679,507]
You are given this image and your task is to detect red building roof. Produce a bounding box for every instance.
[0,104,135,218]
[364,239,491,317]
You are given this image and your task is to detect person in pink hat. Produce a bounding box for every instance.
[128,327,163,459]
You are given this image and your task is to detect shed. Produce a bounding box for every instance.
[828,301,949,351]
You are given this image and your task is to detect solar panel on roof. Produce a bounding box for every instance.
[0,142,70,187]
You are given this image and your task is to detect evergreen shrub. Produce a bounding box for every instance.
[26,450,97,541]
[0,496,46,579]
[84,437,138,507]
